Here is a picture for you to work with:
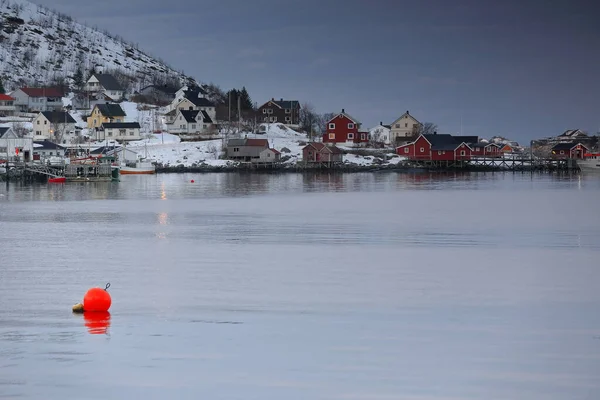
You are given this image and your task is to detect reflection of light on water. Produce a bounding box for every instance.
[157,212,168,239]
[158,212,168,225]
[160,182,167,200]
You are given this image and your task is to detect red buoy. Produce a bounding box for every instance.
[83,283,112,312]
[191,179,195,183]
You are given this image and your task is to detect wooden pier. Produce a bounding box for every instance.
[1,161,115,182]
[409,157,579,172]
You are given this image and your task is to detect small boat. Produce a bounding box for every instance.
[48,177,66,183]
[577,154,600,173]
[119,160,155,175]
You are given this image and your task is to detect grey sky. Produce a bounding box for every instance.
[35,0,600,142]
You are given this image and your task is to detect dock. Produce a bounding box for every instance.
[1,161,116,182]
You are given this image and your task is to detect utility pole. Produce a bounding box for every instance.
[237,95,241,134]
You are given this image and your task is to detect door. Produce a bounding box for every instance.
[24,150,30,162]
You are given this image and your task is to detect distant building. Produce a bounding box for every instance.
[11,87,64,112]
[226,138,269,161]
[96,122,142,142]
[0,94,16,116]
[322,109,368,145]
[256,148,281,163]
[32,140,67,160]
[396,133,478,161]
[0,127,33,162]
[302,142,344,163]
[166,109,215,135]
[85,73,125,101]
[138,84,178,105]
[551,142,588,159]
[165,87,216,125]
[369,122,392,146]
[471,142,502,158]
[257,98,300,126]
[87,103,126,129]
[32,111,77,143]
[557,129,588,142]
[390,111,422,145]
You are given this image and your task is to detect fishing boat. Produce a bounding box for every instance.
[577,153,600,173]
[120,160,155,175]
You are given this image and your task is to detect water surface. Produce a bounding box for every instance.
[1,172,599,400]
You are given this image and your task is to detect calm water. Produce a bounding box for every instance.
[1,172,599,400]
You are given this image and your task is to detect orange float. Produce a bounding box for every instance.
[83,283,112,312]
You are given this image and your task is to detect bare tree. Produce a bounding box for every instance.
[419,122,438,135]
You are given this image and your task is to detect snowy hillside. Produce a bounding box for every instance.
[0,0,195,91]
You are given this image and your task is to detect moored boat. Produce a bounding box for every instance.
[48,177,66,183]
[577,154,600,173]
[119,160,155,175]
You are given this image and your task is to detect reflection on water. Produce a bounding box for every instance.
[0,172,599,400]
[82,312,111,335]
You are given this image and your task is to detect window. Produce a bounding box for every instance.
[203,124,207,128]
[361,133,366,140]
[329,123,335,129]
[129,131,134,136]
[348,123,354,129]
[438,151,442,155]
[328,133,335,140]
[395,124,400,128]
[36,131,41,136]
[285,116,291,122]
[420,147,425,153]
[460,150,466,156]
[267,109,273,114]
[404,148,409,154]
[108,132,112,137]
[348,133,354,139]
[264,117,269,122]
[285,109,291,114]
[560,150,565,155]
[119,129,126,136]
[44,120,47,125]
[263,109,267,114]
[233,147,239,152]
[405,123,408,127]
[191,124,196,129]
[37,120,40,125]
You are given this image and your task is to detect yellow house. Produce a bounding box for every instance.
[87,103,126,129]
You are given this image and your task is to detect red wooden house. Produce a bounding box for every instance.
[323,109,368,144]
[551,142,588,159]
[302,142,344,163]
[471,142,502,158]
[397,134,477,161]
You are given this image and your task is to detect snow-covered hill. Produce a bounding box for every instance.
[0,0,195,91]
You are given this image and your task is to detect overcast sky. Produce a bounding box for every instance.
[34,0,600,142]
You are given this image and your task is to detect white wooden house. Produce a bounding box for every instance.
[0,127,34,162]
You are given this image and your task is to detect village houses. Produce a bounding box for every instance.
[137,84,178,106]
[87,103,126,130]
[11,87,64,113]
[95,122,142,142]
[225,138,269,161]
[257,98,301,126]
[390,111,422,145]
[0,94,16,116]
[85,73,125,101]
[167,109,216,136]
[369,122,392,146]
[32,111,77,144]
[32,140,67,160]
[0,127,33,162]
[165,87,216,134]
[397,133,479,161]
[322,109,368,145]
[302,142,344,163]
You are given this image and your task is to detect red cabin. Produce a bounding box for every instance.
[397,134,476,161]
[551,142,589,159]
[322,109,368,144]
[471,142,502,158]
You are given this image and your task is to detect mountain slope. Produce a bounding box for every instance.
[0,0,196,92]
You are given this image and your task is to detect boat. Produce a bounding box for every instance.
[120,160,155,175]
[577,154,600,173]
[48,177,66,183]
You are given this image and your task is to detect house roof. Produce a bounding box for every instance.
[0,127,13,138]
[92,74,124,91]
[559,129,587,137]
[227,138,269,147]
[259,99,300,109]
[303,142,344,154]
[552,142,588,151]
[33,140,65,150]
[179,109,200,123]
[100,122,141,129]
[391,111,421,126]
[20,87,64,97]
[140,84,178,95]
[200,110,213,124]
[183,90,215,107]
[422,134,476,151]
[264,148,280,154]
[472,142,500,149]
[328,110,360,125]
[41,111,76,124]
[94,103,126,117]
[0,94,14,101]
